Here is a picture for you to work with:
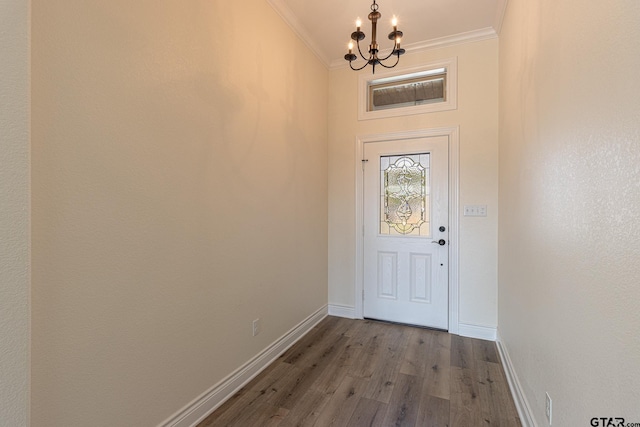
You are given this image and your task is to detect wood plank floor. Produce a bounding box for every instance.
[198,316,521,427]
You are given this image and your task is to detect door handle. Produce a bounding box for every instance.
[432,239,446,246]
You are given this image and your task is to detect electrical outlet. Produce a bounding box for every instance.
[252,318,261,337]
[545,392,552,425]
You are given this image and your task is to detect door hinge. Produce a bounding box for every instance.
[361,159,368,170]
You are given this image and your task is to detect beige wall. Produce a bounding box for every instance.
[498,0,640,424]
[328,40,500,330]
[31,1,328,425]
[0,1,31,426]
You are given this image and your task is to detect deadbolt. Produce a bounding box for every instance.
[439,226,446,232]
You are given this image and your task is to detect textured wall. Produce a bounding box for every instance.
[498,0,640,424]
[0,1,30,426]
[31,1,328,425]
[328,40,500,329]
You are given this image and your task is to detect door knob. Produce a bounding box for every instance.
[432,239,446,246]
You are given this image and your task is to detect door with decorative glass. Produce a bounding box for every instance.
[363,136,449,329]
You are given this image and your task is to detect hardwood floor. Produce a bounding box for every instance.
[198,316,521,427]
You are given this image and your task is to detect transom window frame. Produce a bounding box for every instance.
[358,57,458,121]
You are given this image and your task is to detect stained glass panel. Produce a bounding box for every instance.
[380,154,430,236]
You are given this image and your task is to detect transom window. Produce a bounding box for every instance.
[358,58,457,120]
[369,70,446,111]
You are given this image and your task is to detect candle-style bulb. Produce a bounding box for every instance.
[348,41,354,53]
[392,17,398,27]
[356,18,362,30]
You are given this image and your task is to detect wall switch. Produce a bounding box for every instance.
[463,205,487,217]
[252,318,261,337]
[545,392,552,425]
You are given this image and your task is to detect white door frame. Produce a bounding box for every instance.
[355,127,460,334]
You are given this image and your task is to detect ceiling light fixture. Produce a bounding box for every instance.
[344,0,405,73]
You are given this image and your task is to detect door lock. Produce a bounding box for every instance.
[432,239,446,246]
[439,226,446,232]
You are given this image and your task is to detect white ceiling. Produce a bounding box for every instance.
[267,0,507,68]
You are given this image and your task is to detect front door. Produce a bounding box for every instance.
[363,136,449,329]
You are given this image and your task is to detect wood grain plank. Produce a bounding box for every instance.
[416,395,450,427]
[449,366,484,427]
[272,342,345,410]
[278,389,331,427]
[263,407,290,427]
[311,341,362,394]
[422,335,451,400]
[199,362,292,426]
[381,373,422,427]
[349,322,388,379]
[313,375,369,427]
[348,398,388,427]
[231,405,289,427]
[450,334,475,369]
[399,328,433,377]
[475,360,521,426]
[282,318,343,368]
[362,323,410,403]
[331,317,364,338]
[472,337,500,364]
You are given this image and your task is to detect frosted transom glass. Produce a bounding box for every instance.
[380,154,430,236]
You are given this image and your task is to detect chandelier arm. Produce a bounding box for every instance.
[379,42,400,61]
[349,60,372,71]
[356,39,371,62]
[377,54,401,69]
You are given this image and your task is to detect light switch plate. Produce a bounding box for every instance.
[463,205,487,217]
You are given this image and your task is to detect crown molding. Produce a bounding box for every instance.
[266,0,332,68]
[494,0,509,35]
[267,0,502,72]
[329,27,498,70]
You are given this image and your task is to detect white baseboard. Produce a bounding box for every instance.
[159,305,329,427]
[328,304,356,319]
[458,323,497,341]
[496,333,538,427]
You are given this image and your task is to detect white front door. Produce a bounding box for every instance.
[363,136,449,329]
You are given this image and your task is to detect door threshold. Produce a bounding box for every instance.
[363,317,448,333]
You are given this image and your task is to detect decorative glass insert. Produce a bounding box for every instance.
[380,154,430,236]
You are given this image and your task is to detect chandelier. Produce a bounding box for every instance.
[344,0,405,73]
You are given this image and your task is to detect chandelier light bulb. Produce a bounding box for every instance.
[356,19,362,30]
[392,17,398,27]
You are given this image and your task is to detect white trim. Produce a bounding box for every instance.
[354,127,460,334]
[458,323,497,341]
[266,0,331,67]
[357,59,458,121]
[496,333,538,427]
[158,305,328,427]
[328,304,356,319]
[330,27,497,70]
[447,127,460,335]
